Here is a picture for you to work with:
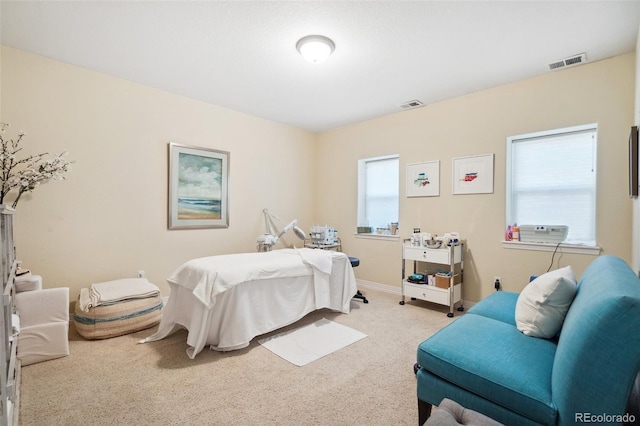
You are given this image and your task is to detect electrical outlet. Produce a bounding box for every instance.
[137,270,145,278]
[493,276,501,290]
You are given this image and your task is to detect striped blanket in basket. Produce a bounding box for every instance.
[74,293,163,340]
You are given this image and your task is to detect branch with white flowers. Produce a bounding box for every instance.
[0,123,74,208]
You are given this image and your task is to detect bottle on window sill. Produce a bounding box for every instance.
[512,224,520,241]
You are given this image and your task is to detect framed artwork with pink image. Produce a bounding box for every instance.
[452,154,494,195]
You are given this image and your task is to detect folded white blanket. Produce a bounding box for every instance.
[79,278,160,312]
[296,248,333,274]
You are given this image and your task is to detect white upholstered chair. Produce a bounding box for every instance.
[14,286,70,366]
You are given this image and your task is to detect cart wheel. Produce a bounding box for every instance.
[399,301,405,305]
[447,312,454,318]
[457,306,464,312]
[363,298,369,304]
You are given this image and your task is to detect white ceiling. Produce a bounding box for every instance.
[1,1,639,133]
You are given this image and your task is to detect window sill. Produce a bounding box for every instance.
[354,233,400,241]
[501,240,601,256]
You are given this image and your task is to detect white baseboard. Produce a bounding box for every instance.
[356,279,402,295]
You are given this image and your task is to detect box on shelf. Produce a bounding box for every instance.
[519,225,568,244]
[435,273,461,289]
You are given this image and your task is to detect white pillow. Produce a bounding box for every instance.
[515,266,577,338]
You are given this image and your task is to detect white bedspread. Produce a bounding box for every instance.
[168,249,314,308]
[141,248,357,358]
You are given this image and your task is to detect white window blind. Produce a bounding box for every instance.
[358,155,399,230]
[506,124,597,245]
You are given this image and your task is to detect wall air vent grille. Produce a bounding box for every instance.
[564,55,585,66]
[548,60,565,70]
[548,53,587,71]
[400,100,424,110]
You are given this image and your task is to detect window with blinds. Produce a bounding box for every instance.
[357,155,399,232]
[506,124,597,245]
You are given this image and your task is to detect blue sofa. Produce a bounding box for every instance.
[416,255,640,425]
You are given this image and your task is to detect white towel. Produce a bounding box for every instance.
[79,278,160,312]
[10,314,20,341]
[78,288,91,312]
[296,248,333,274]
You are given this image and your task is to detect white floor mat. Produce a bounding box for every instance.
[258,318,367,366]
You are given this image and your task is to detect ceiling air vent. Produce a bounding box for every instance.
[400,100,424,110]
[548,53,587,71]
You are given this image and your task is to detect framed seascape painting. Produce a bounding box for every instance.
[406,161,440,197]
[452,153,494,195]
[168,143,229,229]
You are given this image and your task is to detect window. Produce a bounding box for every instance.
[357,155,399,233]
[506,124,597,245]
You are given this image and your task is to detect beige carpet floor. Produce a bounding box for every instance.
[18,288,457,426]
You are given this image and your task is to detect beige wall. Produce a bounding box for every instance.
[633,27,640,274]
[1,46,635,305]
[316,53,635,302]
[0,46,317,300]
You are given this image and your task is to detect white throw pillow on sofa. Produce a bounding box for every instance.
[515,266,577,338]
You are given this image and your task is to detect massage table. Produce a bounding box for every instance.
[141,248,358,358]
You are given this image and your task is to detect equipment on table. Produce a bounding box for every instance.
[310,224,337,245]
[256,209,306,251]
[519,225,568,244]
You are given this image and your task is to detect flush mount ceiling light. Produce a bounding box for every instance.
[296,35,335,64]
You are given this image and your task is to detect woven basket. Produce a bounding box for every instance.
[73,294,163,340]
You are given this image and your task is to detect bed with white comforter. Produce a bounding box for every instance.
[141,248,357,358]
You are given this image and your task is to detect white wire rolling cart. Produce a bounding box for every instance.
[399,240,464,317]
